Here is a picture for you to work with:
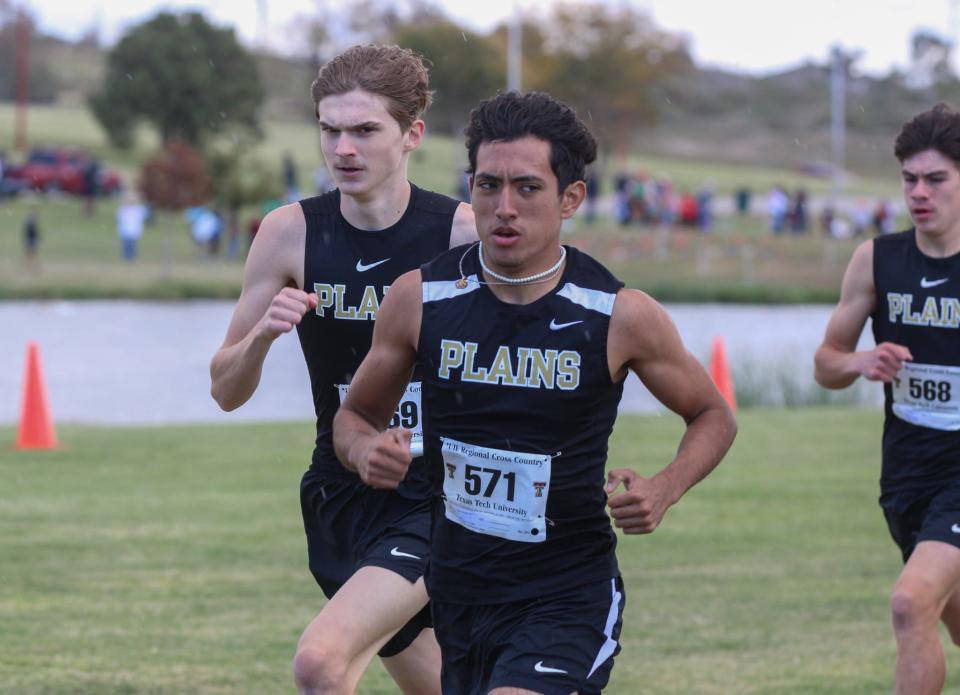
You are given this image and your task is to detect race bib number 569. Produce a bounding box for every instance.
[441,436,551,543]
[337,381,423,449]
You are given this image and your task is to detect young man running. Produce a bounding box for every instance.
[210,44,475,694]
[334,91,736,695]
[815,103,960,695]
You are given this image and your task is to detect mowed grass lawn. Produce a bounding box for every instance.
[0,102,905,302]
[2,408,959,694]
[0,192,872,303]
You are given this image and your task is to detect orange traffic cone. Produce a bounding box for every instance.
[710,336,737,412]
[16,341,58,450]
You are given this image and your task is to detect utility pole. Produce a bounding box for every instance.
[950,0,959,76]
[256,0,269,52]
[14,6,30,153]
[507,1,522,92]
[830,44,846,198]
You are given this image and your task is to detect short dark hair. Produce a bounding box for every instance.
[311,44,432,131]
[894,102,960,165]
[464,91,597,192]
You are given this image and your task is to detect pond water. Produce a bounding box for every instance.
[0,301,880,425]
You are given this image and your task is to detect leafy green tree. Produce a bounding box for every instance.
[302,0,445,60]
[391,20,504,135]
[207,145,281,255]
[513,2,692,152]
[89,12,264,149]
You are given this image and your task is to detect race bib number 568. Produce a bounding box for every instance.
[892,362,960,431]
[441,436,551,543]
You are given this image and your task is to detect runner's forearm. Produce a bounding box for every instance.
[333,407,381,473]
[814,345,862,389]
[210,332,274,411]
[654,403,737,506]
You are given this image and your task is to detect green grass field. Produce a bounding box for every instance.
[0,102,912,302]
[0,192,888,302]
[0,103,463,195]
[0,103,903,199]
[3,408,960,694]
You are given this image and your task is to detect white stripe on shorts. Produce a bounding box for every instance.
[587,578,622,679]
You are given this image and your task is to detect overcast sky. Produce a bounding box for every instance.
[29,0,960,76]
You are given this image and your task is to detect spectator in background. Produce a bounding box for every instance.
[697,182,715,232]
[209,209,225,255]
[790,189,808,234]
[874,199,895,235]
[767,185,789,234]
[678,191,699,226]
[653,177,677,227]
[820,203,835,237]
[23,207,40,271]
[83,158,100,216]
[0,150,18,200]
[116,193,149,261]
[734,186,752,216]
[629,173,649,224]
[283,152,300,202]
[313,164,334,195]
[185,206,222,255]
[614,171,631,225]
[852,198,872,237]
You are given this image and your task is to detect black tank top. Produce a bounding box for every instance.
[871,229,960,509]
[418,243,624,603]
[296,185,458,498]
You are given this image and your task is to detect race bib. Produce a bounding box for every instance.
[337,381,423,451]
[892,362,960,431]
[440,436,551,543]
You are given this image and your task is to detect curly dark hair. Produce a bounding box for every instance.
[464,91,597,192]
[894,102,960,165]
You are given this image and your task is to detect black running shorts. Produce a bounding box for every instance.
[300,476,432,657]
[432,576,625,695]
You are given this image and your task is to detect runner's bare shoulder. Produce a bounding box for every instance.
[247,202,307,288]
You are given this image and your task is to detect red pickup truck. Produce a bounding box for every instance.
[5,148,123,195]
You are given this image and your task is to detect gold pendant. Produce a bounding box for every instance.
[455,277,468,289]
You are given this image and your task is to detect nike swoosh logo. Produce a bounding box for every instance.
[952,524,960,534]
[549,319,583,330]
[921,277,949,289]
[534,660,568,674]
[356,258,391,272]
[390,547,421,559]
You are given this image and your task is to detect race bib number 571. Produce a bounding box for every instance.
[441,437,551,543]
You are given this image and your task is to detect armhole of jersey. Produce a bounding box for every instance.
[415,269,428,371]
[446,197,461,249]
[604,287,626,388]
[417,188,459,250]
[871,237,883,324]
[565,248,624,388]
[300,202,312,292]
[299,193,337,292]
